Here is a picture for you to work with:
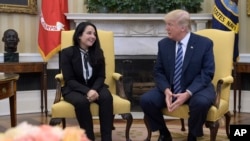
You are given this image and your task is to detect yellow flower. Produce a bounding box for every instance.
[62,127,90,141]
[0,122,90,141]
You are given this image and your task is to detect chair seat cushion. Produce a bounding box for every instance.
[162,104,189,119]
[162,99,228,121]
[51,94,131,118]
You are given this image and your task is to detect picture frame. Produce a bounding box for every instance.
[0,0,37,14]
[248,0,250,16]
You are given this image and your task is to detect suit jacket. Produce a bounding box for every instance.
[60,46,106,96]
[154,32,215,99]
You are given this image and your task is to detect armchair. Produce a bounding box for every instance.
[144,29,235,141]
[49,30,133,141]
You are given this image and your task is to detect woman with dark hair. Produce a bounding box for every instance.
[61,22,113,141]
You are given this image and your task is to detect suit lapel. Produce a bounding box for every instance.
[74,47,84,77]
[182,33,196,72]
[168,41,176,82]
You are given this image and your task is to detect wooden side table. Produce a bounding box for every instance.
[0,73,19,127]
[0,62,48,116]
[233,62,250,115]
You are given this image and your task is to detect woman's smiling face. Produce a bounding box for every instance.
[79,25,96,50]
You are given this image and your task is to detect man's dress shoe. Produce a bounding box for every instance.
[187,133,197,141]
[157,134,172,141]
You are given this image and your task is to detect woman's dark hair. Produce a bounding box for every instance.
[73,22,104,66]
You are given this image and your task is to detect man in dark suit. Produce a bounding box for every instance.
[140,9,216,141]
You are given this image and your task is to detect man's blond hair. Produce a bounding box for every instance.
[164,9,191,31]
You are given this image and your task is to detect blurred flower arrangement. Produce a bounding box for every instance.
[0,122,90,141]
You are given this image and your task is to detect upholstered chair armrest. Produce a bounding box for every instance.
[214,75,234,108]
[112,72,128,99]
[53,73,64,104]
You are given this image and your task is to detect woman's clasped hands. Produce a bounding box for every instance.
[87,89,99,102]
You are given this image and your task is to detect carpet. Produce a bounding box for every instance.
[93,122,228,141]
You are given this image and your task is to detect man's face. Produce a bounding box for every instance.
[2,30,19,52]
[165,20,183,41]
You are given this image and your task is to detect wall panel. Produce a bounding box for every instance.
[0,0,249,54]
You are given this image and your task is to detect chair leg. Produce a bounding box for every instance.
[205,120,219,141]
[121,113,133,141]
[143,115,152,141]
[180,118,185,131]
[62,118,66,128]
[112,115,116,130]
[224,111,231,138]
[49,118,66,128]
